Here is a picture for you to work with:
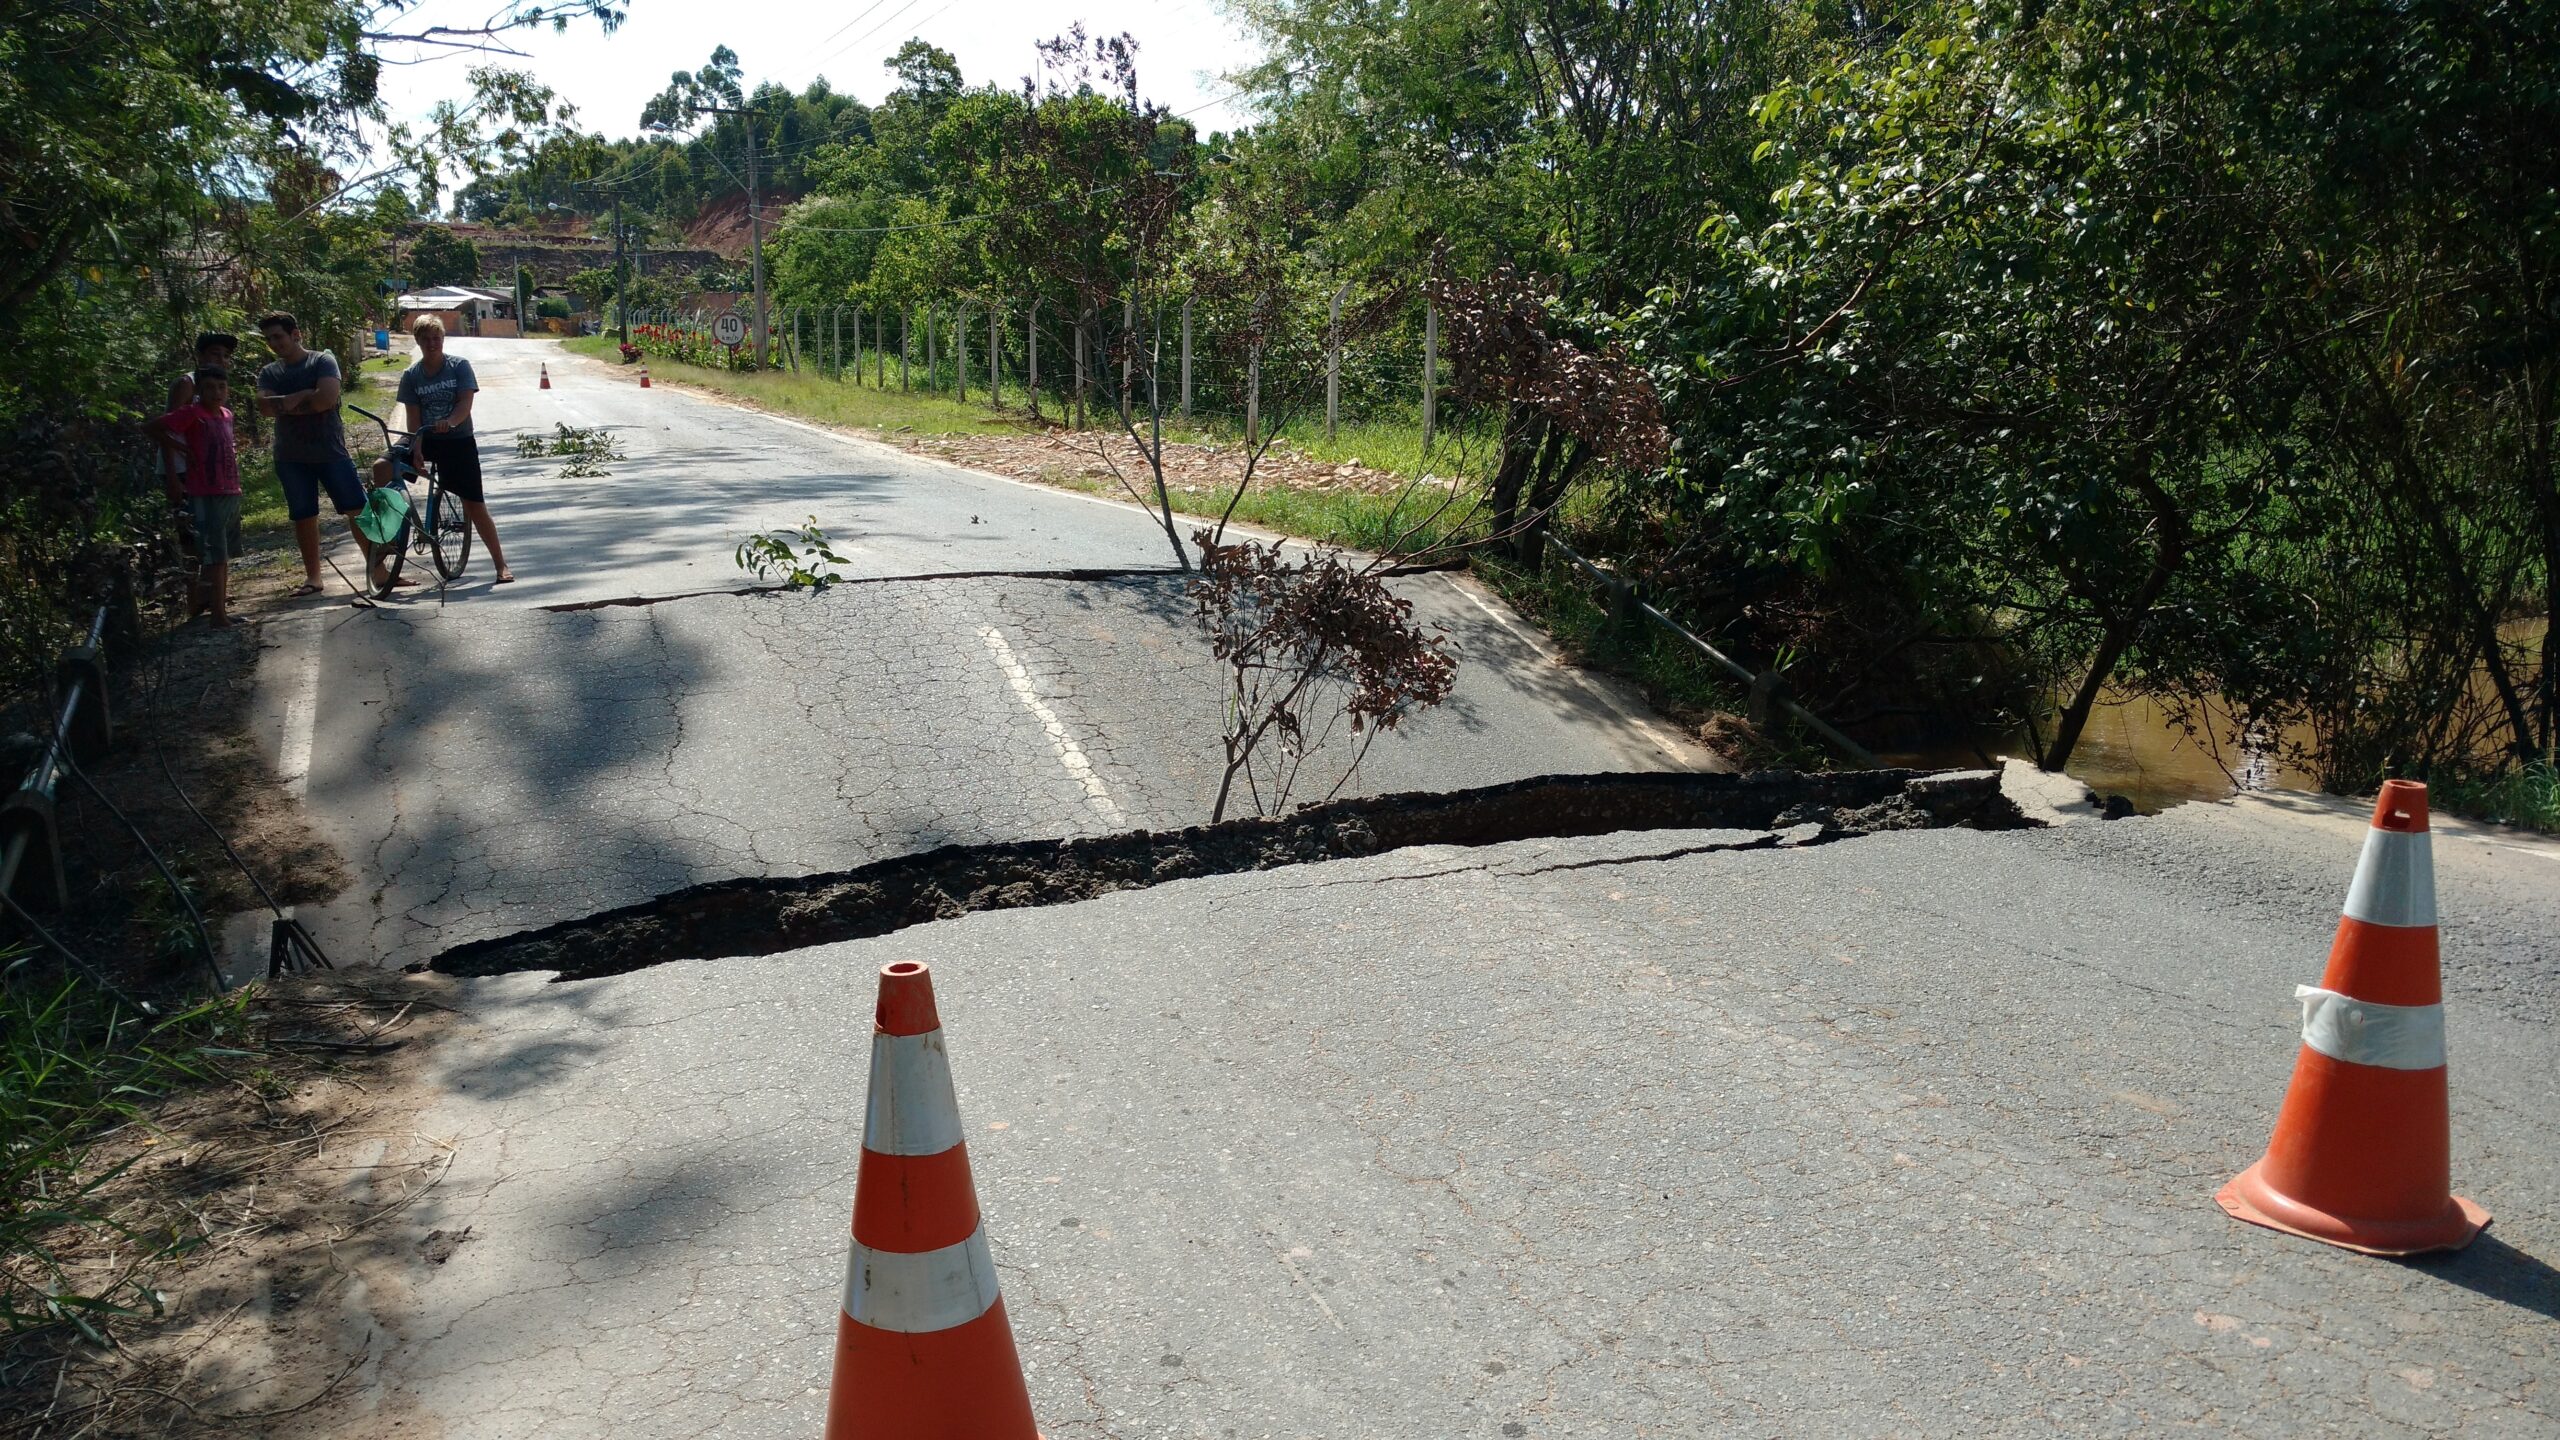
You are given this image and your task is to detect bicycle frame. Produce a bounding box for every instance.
[347,403,427,489]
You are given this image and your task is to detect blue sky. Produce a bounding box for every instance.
[374,0,1263,146]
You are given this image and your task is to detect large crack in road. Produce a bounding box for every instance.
[430,767,2028,980]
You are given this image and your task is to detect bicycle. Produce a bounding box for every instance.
[347,404,472,590]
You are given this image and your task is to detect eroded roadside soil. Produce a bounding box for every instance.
[434,766,2026,981]
[0,970,460,1440]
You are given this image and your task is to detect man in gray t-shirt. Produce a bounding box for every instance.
[261,350,350,461]
[255,312,369,595]
[395,353,477,436]
[379,316,512,584]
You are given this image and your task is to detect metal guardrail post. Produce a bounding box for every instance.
[1539,535,1880,767]
[2,606,110,909]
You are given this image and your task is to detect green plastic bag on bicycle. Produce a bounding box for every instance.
[356,484,411,547]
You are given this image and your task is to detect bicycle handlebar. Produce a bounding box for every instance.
[345,403,416,443]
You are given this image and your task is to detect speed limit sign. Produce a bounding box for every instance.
[713,311,748,347]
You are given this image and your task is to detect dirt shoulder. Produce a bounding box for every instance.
[888,426,1418,501]
[2,441,458,1435]
[32,580,350,998]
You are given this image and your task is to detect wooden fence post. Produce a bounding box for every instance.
[1326,282,1349,442]
[1422,302,1438,451]
[1119,293,1135,425]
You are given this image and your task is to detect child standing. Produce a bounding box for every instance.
[155,367,244,627]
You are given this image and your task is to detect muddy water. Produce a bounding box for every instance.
[1885,691,2317,814]
[1891,619,2548,814]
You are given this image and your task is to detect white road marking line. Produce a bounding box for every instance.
[977,624,1128,827]
[279,630,323,798]
[1439,573,1697,770]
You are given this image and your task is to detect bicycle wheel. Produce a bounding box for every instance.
[426,472,473,580]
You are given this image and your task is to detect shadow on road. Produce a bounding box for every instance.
[2409,1232,2560,1324]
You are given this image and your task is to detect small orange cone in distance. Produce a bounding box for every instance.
[825,961,1038,1440]
[638,362,651,389]
[538,362,551,390]
[2218,780,2489,1255]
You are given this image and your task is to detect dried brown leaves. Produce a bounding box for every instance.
[1427,265,1671,471]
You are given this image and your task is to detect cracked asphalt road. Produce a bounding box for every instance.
[248,338,1703,972]
[297,806,2556,1439]
[237,341,2559,1436]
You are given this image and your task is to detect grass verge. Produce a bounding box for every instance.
[1030,468,1479,556]
[0,969,443,1436]
[566,336,1022,436]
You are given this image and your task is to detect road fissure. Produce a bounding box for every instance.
[429,767,2027,981]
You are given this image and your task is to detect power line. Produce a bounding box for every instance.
[809,0,903,51]
[807,0,951,76]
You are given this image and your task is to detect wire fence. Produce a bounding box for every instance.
[619,292,1450,443]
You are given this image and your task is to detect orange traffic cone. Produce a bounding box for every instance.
[2217,779,2489,1255]
[638,363,651,389]
[825,961,1039,1440]
[538,363,551,389]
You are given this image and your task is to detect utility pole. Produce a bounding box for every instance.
[690,102,771,367]
[613,191,630,345]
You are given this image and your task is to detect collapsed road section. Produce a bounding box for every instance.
[432,767,2028,981]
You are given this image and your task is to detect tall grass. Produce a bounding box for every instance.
[1470,553,1748,721]
[2429,758,2560,833]
[1,969,254,1342]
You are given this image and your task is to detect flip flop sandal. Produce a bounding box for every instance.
[289,582,325,598]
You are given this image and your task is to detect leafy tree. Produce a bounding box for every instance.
[888,39,963,102]
[641,46,746,131]
[567,266,620,310]
[1191,528,1457,820]
[409,226,481,285]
